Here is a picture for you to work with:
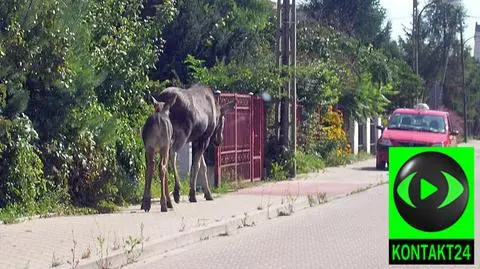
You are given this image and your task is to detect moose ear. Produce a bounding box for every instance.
[163,95,177,112]
[220,101,235,115]
[151,95,161,105]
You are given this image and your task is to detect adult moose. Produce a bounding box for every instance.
[141,84,235,212]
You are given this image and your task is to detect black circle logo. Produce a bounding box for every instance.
[394,151,468,232]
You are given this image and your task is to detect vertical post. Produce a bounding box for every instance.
[290,0,297,177]
[376,118,382,141]
[280,0,290,150]
[214,94,221,187]
[364,118,371,154]
[275,0,282,142]
[413,0,417,73]
[276,0,282,68]
[353,120,359,155]
[249,92,254,182]
[234,94,238,183]
[461,22,467,143]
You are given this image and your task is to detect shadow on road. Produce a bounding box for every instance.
[351,166,385,172]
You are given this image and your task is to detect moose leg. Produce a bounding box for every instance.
[159,146,169,212]
[141,149,155,212]
[188,143,204,203]
[200,155,213,201]
[161,162,173,209]
[170,150,181,203]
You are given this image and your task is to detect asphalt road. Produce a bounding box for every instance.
[126,146,480,269]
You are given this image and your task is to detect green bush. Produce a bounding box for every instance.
[295,151,325,174]
[269,162,288,181]
[0,115,47,210]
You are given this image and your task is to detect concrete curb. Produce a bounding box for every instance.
[71,180,388,269]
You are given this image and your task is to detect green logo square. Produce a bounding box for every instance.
[388,147,474,264]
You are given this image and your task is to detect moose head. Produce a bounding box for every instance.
[152,94,177,114]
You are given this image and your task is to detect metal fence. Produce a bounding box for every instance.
[467,120,480,138]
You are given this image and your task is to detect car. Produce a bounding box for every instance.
[375,104,459,170]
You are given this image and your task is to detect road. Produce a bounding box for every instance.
[126,145,480,269]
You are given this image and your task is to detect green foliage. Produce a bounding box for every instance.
[269,162,288,181]
[301,0,390,46]
[154,0,274,83]
[387,59,425,110]
[0,0,176,221]
[185,54,284,97]
[296,60,342,113]
[0,115,46,209]
[341,72,393,120]
[295,151,325,174]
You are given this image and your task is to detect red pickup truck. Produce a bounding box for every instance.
[375,104,459,170]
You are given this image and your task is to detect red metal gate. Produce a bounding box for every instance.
[214,93,265,186]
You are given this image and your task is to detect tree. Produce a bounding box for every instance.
[301,0,390,46]
[152,0,275,84]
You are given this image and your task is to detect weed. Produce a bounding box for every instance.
[316,192,327,204]
[212,181,231,194]
[95,234,110,269]
[123,222,147,266]
[81,246,91,259]
[179,217,186,232]
[276,207,292,217]
[67,231,79,269]
[238,212,255,228]
[96,200,117,214]
[269,161,288,181]
[277,191,297,217]
[51,252,62,267]
[296,151,325,174]
[124,235,142,264]
[307,195,317,207]
[112,233,121,251]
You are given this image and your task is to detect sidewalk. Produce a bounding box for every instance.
[0,158,388,269]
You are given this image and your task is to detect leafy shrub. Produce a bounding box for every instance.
[295,151,325,174]
[0,115,47,210]
[269,162,288,181]
[299,105,351,167]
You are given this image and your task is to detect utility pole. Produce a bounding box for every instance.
[290,0,297,177]
[280,0,290,151]
[413,0,419,75]
[276,0,297,178]
[275,0,282,141]
[460,21,467,143]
